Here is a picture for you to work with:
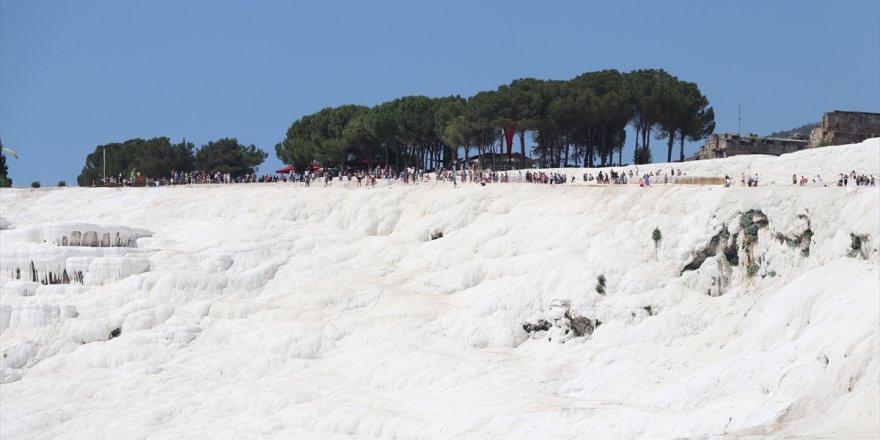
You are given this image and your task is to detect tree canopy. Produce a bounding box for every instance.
[0,139,12,187]
[195,138,268,178]
[276,105,372,170]
[77,137,194,186]
[77,137,267,186]
[277,69,715,171]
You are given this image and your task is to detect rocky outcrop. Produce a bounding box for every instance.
[522,300,601,343]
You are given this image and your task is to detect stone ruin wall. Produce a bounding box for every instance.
[692,111,880,161]
[809,111,880,147]
[691,134,808,160]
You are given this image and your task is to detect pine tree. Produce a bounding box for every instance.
[0,142,12,187]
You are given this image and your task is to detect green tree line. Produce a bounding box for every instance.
[0,140,12,187]
[276,68,715,171]
[76,137,266,186]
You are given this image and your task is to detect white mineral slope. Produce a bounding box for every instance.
[537,137,880,186]
[0,141,878,439]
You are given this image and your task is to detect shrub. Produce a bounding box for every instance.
[740,215,759,242]
[747,263,759,277]
[596,274,606,295]
[633,145,652,164]
[30,181,40,188]
[848,233,865,258]
[58,180,66,187]
[739,210,768,244]
[850,233,862,252]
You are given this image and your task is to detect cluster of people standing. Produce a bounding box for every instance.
[168,170,278,185]
[525,171,567,184]
[103,164,876,190]
[344,166,515,188]
[836,171,875,187]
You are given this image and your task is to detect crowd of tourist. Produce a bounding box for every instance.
[101,170,286,186]
[99,164,876,190]
[526,171,567,184]
[835,171,876,187]
[783,171,876,187]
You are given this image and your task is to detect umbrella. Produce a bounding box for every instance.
[275,164,293,174]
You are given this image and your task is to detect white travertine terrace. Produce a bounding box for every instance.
[0,139,877,439]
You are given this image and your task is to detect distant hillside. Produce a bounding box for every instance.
[767,122,818,139]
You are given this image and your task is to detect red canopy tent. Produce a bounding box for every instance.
[275,164,294,174]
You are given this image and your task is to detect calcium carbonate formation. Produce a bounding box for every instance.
[0,139,878,439]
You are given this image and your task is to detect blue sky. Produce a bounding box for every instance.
[1,0,878,186]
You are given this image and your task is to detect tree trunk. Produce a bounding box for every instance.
[556,135,562,168]
[553,135,562,168]
[637,124,643,153]
[563,137,570,167]
[587,127,594,168]
[506,129,512,170]
[679,129,686,162]
[667,130,675,163]
[600,125,607,166]
[519,131,526,169]
[539,132,546,166]
[492,137,498,170]
[592,127,598,168]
